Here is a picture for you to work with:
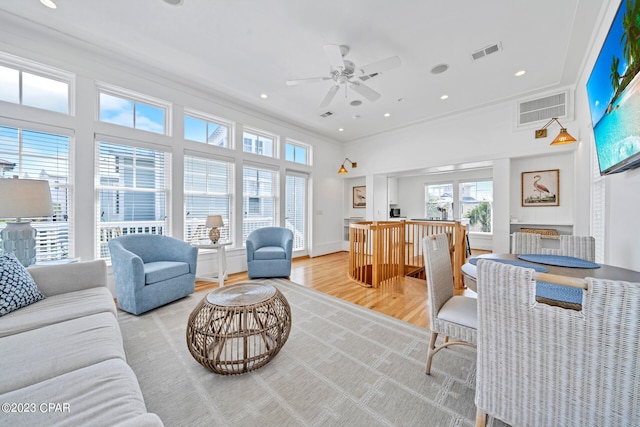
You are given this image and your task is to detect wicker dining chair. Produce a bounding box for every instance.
[475,259,640,427]
[422,234,477,375]
[510,231,542,254]
[559,235,595,261]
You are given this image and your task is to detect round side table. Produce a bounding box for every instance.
[186,282,292,375]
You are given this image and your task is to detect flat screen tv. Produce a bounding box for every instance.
[586,0,640,175]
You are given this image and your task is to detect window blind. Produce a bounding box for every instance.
[242,165,277,243]
[0,125,72,262]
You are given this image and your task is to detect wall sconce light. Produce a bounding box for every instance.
[338,158,357,174]
[534,118,577,145]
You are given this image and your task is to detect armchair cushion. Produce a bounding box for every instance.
[254,246,287,260]
[144,261,190,284]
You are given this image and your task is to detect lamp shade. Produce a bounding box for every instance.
[0,178,53,220]
[550,128,577,145]
[205,215,224,228]
[338,164,348,174]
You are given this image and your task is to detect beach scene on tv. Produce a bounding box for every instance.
[586,0,640,174]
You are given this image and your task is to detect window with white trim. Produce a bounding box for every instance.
[184,154,234,243]
[184,112,231,148]
[242,164,277,242]
[0,125,72,262]
[96,139,171,258]
[243,129,275,157]
[285,171,307,251]
[425,183,453,220]
[97,84,169,135]
[0,53,72,115]
[285,140,310,165]
[459,180,493,233]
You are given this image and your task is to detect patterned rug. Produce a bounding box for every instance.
[118,279,508,426]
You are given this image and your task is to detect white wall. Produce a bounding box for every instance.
[0,15,345,290]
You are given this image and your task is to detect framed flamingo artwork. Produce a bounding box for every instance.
[521,169,559,207]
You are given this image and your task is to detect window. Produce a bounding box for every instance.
[285,140,310,165]
[0,125,72,262]
[243,129,274,157]
[460,180,493,233]
[285,172,307,251]
[184,112,231,148]
[96,140,171,258]
[242,165,276,242]
[184,154,234,243]
[97,85,168,135]
[0,55,71,114]
[425,183,453,220]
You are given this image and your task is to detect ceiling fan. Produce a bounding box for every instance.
[286,44,401,108]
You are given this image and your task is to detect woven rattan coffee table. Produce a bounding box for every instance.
[186,282,291,375]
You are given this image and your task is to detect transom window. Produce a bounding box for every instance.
[0,54,72,115]
[97,84,168,135]
[184,112,231,148]
[0,125,72,262]
[243,129,275,157]
[285,140,310,165]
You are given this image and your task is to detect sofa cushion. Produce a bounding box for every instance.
[0,287,116,338]
[0,312,125,394]
[0,254,45,317]
[144,261,190,284]
[0,359,154,426]
[254,246,286,260]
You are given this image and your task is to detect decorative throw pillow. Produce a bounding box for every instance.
[0,253,45,317]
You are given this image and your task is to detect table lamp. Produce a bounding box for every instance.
[205,215,224,244]
[0,177,53,267]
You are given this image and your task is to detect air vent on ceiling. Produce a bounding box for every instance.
[471,42,502,61]
[320,111,334,118]
[518,92,567,126]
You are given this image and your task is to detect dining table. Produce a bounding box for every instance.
[462,253,640,295]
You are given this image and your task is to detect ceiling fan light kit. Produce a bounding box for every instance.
[287,44,401,108]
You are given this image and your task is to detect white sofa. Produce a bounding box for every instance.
[0,260,163,426]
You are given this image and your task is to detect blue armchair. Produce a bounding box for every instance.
[109,234,198,315]
[246,227,293,279]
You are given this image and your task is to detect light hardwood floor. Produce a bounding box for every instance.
[195,250,482,329]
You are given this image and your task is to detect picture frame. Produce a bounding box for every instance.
[353,185,366,208]
[522,169,559,207]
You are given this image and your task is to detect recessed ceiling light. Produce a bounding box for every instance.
[384,113,391,117]
[163,0,184,5]
[350,100,362,107]
[260,93,268,99]
[440,94,449,100]
[338,128,344,132]
[431,64,449,74]
[515,70,526,77]
[352,115,361,119]
[397,98,405,102]
[40,0,57,9]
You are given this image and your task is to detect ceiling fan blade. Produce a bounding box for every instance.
[323,44,346,70]
[319,85,340,108]
[349,80,381,101]
[358,56,401,76]
[286,77,331,86]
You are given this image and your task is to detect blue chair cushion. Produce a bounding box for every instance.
[144,261,190,284]
[254,246,286,260]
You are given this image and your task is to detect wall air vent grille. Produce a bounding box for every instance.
[320,111,333,118]
[518,92,567,126]
[471,43,502,61]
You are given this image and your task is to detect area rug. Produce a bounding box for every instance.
[118,279,507,426]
